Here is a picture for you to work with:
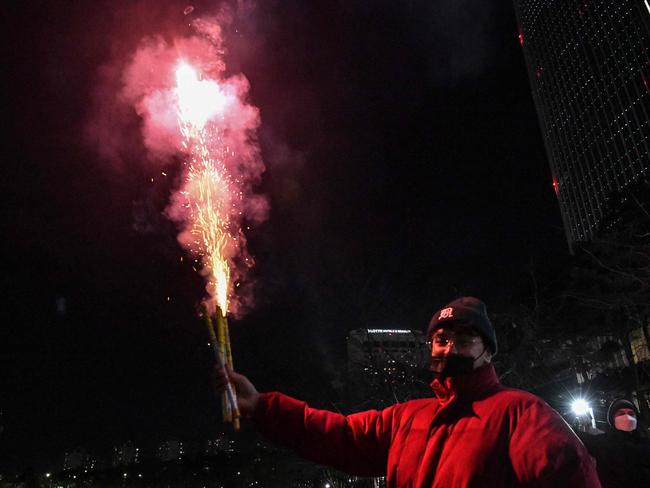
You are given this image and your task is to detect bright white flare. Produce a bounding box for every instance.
[175,61,229,129]
[571,399,590,416]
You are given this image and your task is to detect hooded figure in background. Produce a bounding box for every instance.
[216,296,601,487]
[580,398,650,487]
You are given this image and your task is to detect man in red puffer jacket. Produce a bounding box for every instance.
[216,297,601,487]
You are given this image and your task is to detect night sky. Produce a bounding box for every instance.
[3,0,568,472]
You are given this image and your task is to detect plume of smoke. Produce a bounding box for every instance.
[88,13,267,316]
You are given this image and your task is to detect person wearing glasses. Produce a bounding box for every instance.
[216,297,600,487]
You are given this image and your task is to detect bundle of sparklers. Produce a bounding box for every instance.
[202,305,240,430]
[170,60,243,430]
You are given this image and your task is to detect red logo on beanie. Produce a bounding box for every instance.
[439,307,454,319]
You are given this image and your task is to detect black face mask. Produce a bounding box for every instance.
[429,354,476,380]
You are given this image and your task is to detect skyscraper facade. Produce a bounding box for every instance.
[513,0,650,245]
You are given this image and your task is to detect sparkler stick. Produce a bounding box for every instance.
[201,306,240,430]
[214,308,231,422]
[221,309,235,371]
[216,307,236,424]
[218,309,240,429]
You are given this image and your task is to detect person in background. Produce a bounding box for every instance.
[217,297,601,487]
[580,398,650,487]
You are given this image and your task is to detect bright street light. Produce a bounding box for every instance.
[571,397,596,430]
[571,398,590,416]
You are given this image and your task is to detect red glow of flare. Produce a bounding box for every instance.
[552,179,559,194]
[518,31,524,47]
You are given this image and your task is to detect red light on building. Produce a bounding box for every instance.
[552,179,559,194]
[518,30,524,46]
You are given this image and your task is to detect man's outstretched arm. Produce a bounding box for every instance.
[215,366,393,477]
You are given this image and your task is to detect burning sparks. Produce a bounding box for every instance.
[103,28,266,318]
[92,17,265,428]
[173,61,236,314]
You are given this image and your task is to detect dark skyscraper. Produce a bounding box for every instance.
[513,0,650,246]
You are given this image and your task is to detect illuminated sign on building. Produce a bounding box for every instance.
[366,329,412,334]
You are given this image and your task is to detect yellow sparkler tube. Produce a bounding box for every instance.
[215,310,232,422]
[201,306,239,430]
[223,316,234,372]
[216,306,241,430]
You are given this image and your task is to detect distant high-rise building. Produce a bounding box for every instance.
[346,328,429,406]
[513,0,650,246]
[204,437,235,455]
[112,441,140,467]
[157,440,185,461]
[63,448,91,471]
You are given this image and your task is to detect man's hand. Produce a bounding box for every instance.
[215,365,260,417]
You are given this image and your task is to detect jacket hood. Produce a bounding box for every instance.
[607,398,638,427]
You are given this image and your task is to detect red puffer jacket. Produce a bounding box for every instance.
[252,364,601,487]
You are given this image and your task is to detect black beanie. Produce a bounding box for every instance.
[607,398,638,427]
[427,297,498,355]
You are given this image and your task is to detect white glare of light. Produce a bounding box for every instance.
[645,0,650,16]
[572,398,590,416]
[325,484,331,488]
[45,473,51,478]
[175,61,229,128]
